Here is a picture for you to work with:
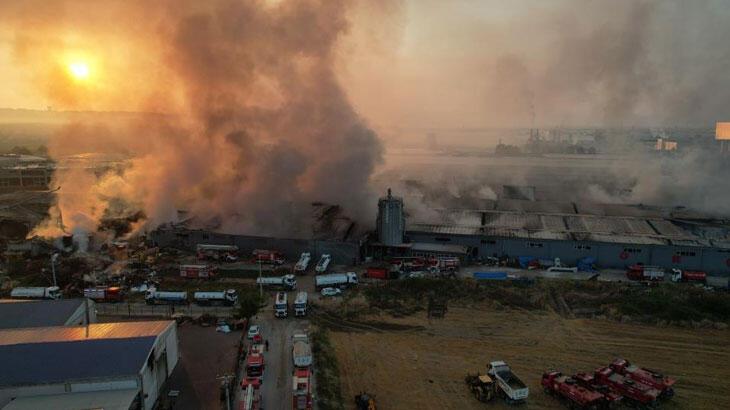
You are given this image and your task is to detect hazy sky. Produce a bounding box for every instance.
[2,0,730,128]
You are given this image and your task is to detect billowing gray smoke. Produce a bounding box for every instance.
[2,0,385,238]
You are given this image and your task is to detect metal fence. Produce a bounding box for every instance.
[95,302,236,318]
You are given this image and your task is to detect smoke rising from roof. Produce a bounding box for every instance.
[3,0,387,238]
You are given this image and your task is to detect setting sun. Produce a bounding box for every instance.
[68,61,90,80]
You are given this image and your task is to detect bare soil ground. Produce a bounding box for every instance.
[329,305,730,410]
[167,323,242,410]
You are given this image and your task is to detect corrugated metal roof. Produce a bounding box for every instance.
[409,224,480,236]
[410,242,469,254]
[2,388,139,410]
[0,321,173,346]
[0,337,154,386]
[586,233,667,245]
[0,299,85,330]
[649,219,688,237]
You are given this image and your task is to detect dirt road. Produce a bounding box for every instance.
[331,305,730,409]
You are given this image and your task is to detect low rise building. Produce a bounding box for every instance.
[0,321,179,410]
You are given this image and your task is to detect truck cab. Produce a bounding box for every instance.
[274,291,288,318]
[294,291,308,316]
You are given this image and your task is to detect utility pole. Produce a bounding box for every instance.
[258,260,263,299]
[216,374,233,410]
[50,253,59,287]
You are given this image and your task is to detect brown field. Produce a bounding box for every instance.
[330,305,730,410]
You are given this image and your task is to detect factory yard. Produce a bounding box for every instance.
[330,305,730,409]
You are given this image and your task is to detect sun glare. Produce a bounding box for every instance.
[68,61,90,80]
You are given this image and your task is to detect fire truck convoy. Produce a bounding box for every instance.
[542,358,675,409]
[10,286,61,300]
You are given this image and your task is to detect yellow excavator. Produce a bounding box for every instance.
[355,392,376,410]
[465,373,496,403]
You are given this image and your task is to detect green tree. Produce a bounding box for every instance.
[236,289,264,319]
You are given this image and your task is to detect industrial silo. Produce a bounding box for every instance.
[377,188,404,246]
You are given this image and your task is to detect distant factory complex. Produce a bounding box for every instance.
[402,197,730,274]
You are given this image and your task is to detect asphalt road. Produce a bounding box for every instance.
[238,285,315,410]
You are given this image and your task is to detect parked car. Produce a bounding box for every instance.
[320,287,342,297]
[247,324,261,340]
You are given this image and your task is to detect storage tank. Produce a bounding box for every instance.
[377,188,404,246]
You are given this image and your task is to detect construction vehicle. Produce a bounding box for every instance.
[315,254,331,273]
[487,361,529,404]
[179,264,216,278]
[592,367,659,408]
[274,291,288,318]
[252,249,285,265]
[10,286,61,300]
[83,286,123,302]
[294,291,308,317]
[292,367,313,410]
[670,268,707,284]
[573,372,623,406]
[354,392,376,410]
[609,358,675,398]
[314,272,358,289]
[256,274,297,291]
[626,265,664,282]
[465,373,496,402]
[294,252,311,275]
[541,371,606,409]
[193,289,238,306]
[145,288,188,305]
[292,333,312,368]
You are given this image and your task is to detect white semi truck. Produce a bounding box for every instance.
[294,291,308,317]
[193,289,238,306]
[294,252,311,274]
[274,291,288,318]
[256,274,297,291]
[314,272,358,289]
[145,288,188,305]
[315,254,331,273]
[10,286,61,300]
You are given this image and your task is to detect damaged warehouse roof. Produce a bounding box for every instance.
[410,199,730,248]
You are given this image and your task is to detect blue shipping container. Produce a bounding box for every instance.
[473,272,508,280]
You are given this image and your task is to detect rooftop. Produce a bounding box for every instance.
[1,388,138,410]
[408,200,730,248]
[0,321,173,387]
[0,299,86,330]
